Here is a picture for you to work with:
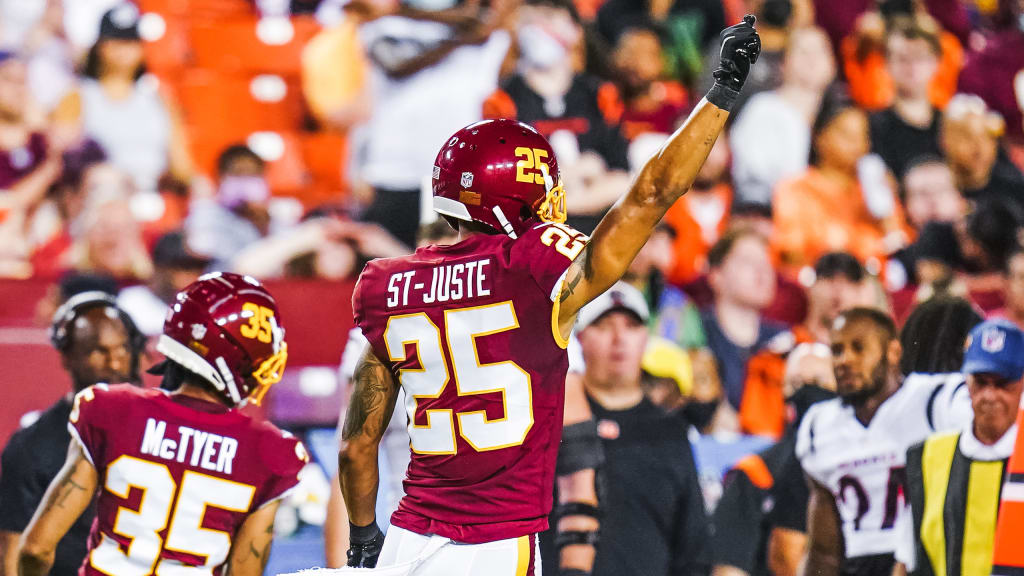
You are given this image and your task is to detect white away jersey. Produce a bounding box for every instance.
[795,373,972,560]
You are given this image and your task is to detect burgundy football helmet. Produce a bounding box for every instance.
[432,119,566,238]
[157,272,287,406]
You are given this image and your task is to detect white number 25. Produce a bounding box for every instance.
[384,301,533,455]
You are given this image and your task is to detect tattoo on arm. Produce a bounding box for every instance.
[53,475,88,510]
[558,248,596,304]
[342,351,396,442]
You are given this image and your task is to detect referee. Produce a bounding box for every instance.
[895,319,1024,576]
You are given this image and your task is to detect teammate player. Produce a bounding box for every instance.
[797,308,972,576]
[18,272,307,576]
[336,15,762,575]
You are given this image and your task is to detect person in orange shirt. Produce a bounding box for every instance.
[772,97,908,277]
[842,10,963,111]
[664,134,732,286]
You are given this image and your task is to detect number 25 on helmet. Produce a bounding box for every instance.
[157,272,288,406]
[432,119,566,239]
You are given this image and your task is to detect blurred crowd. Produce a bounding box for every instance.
[3,0,1024,573]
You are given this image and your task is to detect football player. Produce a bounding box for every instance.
[797,308,972,576]
[336,15,761,576]
[18,272,307,576]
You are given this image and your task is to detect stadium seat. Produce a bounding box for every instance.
[141,14,191,77]
[301,132,347,192]
[177,69,306,140]
[189,15,321,76]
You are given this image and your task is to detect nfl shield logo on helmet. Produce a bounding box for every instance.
[461,172,474,188]
[191,323,207,341]
[982,327,1006,353]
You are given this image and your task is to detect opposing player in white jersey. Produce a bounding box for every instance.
[797,308,972,576]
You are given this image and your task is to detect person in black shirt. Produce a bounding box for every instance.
[575,282,710,576]
[868,18,944,179]
[0,291,141,576]
[711,343,836,576]
[941,94,1024,212]
[484,0,631,233]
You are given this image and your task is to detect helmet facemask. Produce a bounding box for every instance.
[537,164,567,224]
[246,342,288,406]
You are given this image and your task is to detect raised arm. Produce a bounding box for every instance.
[799,480,843,576]
[18,441,97,576]
[337,347,400,568]
[556,16,760,335]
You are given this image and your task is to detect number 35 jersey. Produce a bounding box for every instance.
[68,383,307,576]
[796,373,971,566]
[353,222,587,544]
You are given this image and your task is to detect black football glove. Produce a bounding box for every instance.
[707,14,761,111]
[346,522,385,568]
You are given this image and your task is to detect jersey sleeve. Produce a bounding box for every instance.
[926,373,972,433]
[509,223,589,348]
[509,223,589,300]
[255,430,309,509]
[68,384,113,467]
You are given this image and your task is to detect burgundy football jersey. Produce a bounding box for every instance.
[68,384,307,576]
[353,222,588,543]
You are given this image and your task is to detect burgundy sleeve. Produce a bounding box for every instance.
[509,223,589,300]
[68,384,113,467]
[255,431,309,509]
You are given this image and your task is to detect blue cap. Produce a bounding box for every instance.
[962,319,1024,381]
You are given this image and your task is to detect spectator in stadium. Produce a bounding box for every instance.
[608,23,688,141]
[701,227,787,414]
[899,197,1023,312]
[0,291,140,576]
[485,0,630,234]
[868,17,944,178]
[117,230,211,337]
[730,26,836,206]
[898,295,982,376]
[186,144,276,268]
[940,94,1024,211]
[640,336,694,414]
[895,319,1024,576]
[737,252,870,438]
[65,175,152,281]
[995,246,1024,330]
[663,134,732,287]
[232,214,409,280]
[575,282,710,576]
[21,0,75,114]
[841,7,963,112]
[301,0,371,131]
[350,0,512,247]
[900,156,966,232]
[957,0,1024,145]
[55,3,191,192]
[711,342,836,576]
[595,0,724,88]
[0,51,62,277]
[773,97,908,275]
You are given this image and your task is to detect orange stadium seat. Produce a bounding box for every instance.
[189,15,320,76]
[177,69,306,140]
[302,131,347,192]
[141,14,191,77]
[136,0,191,16]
